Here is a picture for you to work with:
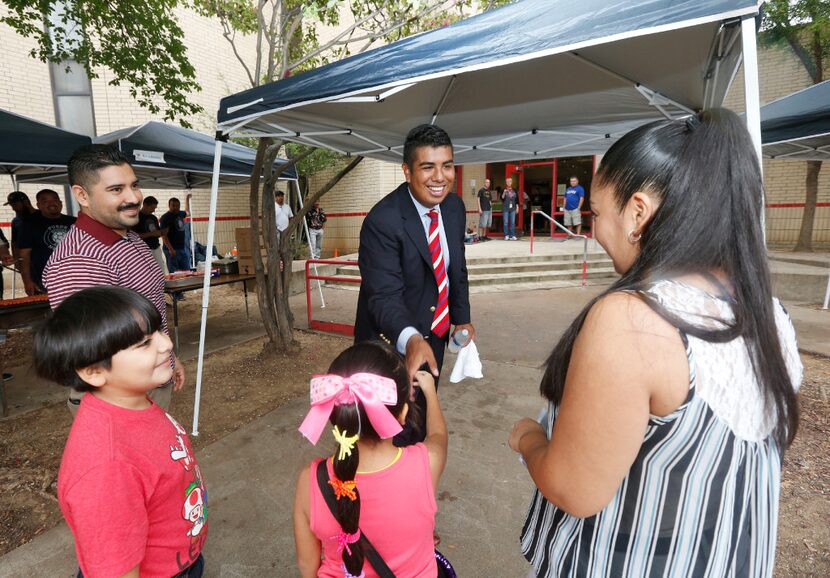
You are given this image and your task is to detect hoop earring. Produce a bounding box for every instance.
[627,230,642,244]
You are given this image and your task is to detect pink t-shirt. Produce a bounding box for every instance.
[58,394,207,578]
[310,443,438,578]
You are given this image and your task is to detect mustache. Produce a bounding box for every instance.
[117,203,141,212]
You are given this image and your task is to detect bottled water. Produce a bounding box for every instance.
[447,328,470,353]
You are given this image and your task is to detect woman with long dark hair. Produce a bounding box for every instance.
[509,109,801,578]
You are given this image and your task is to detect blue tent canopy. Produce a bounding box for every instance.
[18,121,296,188]
[761,80,830,161]
[0,108,92,178]
[216,0,760,164]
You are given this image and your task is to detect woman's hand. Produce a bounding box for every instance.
[509,418,545,454]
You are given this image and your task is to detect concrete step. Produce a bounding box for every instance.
[323,267,618,291]
[464,253,609,266]
[467,259,613,275]
[469,277,618,294]
[333,258,614,277]
[767,252,830,269]
[468,267,618,285]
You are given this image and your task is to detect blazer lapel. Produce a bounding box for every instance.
[399,185,433,268]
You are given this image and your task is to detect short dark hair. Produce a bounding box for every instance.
[168,197,180,206]
[143,196,159,206]
[36,189,60,202]
[402,124,453,168]
[569,175,578,181]
[34,286,162,391]
[67,144,131,189]
[275,190,285,197]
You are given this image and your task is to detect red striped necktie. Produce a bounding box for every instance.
[428,210,450,338]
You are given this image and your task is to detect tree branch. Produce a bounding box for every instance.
[254,0,268,84]
[290,156,364,228]
[221,21,256,87]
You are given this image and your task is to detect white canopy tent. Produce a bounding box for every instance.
[193,0,766,434]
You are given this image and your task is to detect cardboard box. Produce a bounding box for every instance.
[235,227,266,254]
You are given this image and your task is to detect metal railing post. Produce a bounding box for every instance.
[582,237,588,287]
[531,210,591,288]
[530,211,534,255]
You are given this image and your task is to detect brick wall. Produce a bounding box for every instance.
[724,44,830,248]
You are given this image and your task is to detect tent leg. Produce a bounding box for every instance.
[189,188,197,270]
[741,15,764,241]
[191,140,223,436]
[295,180,325,309]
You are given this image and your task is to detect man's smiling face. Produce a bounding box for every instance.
[402,145,455,208]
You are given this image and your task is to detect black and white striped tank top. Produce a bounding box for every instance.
[521,280,802,578]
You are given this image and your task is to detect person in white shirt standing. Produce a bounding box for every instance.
[274,190,293,241]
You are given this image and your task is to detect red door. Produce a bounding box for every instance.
[505,163,523,231]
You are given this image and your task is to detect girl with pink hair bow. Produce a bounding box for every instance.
[294,342,450,578]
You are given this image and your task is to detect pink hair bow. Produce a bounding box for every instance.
[298,373,403,444]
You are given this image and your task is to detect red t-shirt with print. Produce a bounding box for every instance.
[58,394,207,578]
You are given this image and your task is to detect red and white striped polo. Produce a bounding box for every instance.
[43,211,168,335]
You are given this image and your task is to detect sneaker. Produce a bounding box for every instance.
[504,236,509,240]
[510,236,518,241]
[2,373,12,381]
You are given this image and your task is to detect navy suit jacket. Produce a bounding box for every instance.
[355,183,471,359]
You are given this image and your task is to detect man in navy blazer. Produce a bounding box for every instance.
[355,125,475,440]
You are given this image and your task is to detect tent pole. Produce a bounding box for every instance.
[294,179,326,308]
[9,174,17,297]
[188,187,197,270]
[191,139,224,436]
[741,15,764,241]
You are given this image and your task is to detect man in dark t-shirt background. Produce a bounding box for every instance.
[18,189,76,295]
[159,195,192,273]
[4,191,37,272]
[476,178,493,240]
[132,196,169,274]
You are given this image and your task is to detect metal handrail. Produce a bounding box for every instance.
[305,258,359,336]
[529,210,589,287]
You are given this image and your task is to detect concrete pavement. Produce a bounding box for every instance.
[2,251,828,575]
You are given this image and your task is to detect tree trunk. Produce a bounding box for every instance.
[794,160,822,252]
[250,138,282,348]
[270,156,364,346]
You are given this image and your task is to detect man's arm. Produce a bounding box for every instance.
[0,231,12,266]
[19,248,38,294]
[358,212,427,366]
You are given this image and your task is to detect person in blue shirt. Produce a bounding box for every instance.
[563,176,585,236]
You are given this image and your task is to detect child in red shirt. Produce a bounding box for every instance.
[34,286,207,578]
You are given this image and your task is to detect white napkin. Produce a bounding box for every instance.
[450,340,483,383]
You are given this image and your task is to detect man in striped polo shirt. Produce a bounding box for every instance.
[44,145,185,414]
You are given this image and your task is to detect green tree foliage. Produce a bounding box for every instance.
[2,0,202,125]
[761,0,829,251]
[762,0,829,83]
